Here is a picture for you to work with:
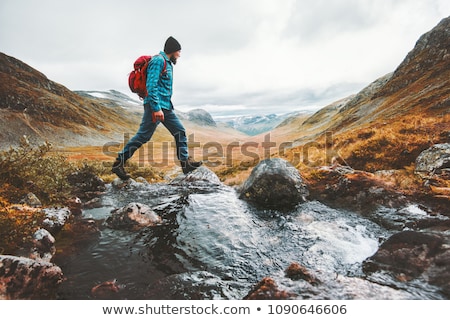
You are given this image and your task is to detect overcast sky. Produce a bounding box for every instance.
[1,0,449,117]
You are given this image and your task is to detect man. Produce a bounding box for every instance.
[112,36,202,180]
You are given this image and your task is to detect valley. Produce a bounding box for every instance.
[0,15,449,201]
[1,15,449,301]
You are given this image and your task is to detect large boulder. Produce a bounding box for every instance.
[29,229,56,262]
[362,230,450,297]
[239,158,308,210]
[307,165,409,213]
[106,202,162,230]
[0,255,64,299]
[415,143,450,177]
[415,143,450,206]
[19,192,42,208]
[170,166,222,186]
[42,207,71,232]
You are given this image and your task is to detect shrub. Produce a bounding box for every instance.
[0,197,45,254]
[0,136,76,204]
[125,161,165,182]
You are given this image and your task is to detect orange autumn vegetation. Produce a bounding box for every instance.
[282,112,450,197]
[0,197,45,254]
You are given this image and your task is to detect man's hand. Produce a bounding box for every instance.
[152,110,165,123]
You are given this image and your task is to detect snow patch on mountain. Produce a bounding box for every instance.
[219,111,308,136]
[76,90,142,113]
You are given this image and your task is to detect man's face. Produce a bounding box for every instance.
[170,50,181,65]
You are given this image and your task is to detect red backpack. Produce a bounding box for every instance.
[128,55,167,99]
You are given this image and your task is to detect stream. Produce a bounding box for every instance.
[53,177,446,300]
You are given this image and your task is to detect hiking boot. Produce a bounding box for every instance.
[180,157,203,174]
[112,160,131,180]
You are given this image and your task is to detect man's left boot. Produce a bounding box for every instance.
[112,159,131,180]
[180,157,202,174]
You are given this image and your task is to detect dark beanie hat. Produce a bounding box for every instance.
[164,36,181,54]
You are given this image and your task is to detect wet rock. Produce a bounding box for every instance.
[19,192,41,208]
[83,197,102,209]
[0,255,64,299]
[415,144,450,205]
[42,207,71,232]
[135,176,150,185]
[415,143,450,177]
[427,248,450,295]
[239,158,308,211]
[111,177,147,190]
[170,166,222,186]
[285,262,319,284]
[369,204,449,231]
[405,217,450,232]
[106,202,162,230]
[29,229,56,262]
[363,231,442,276]
[91,279,122,299]
[111,177,134,189]
[362,230,450,296]
[243,277,296,300]
[67,197,82,215]
[308,166,408,212]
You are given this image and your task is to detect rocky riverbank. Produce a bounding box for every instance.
[1,143,449,299]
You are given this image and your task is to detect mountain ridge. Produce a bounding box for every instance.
[0,53,142,148]
[0,56,247,150]
[222,111,310,136]
[266,17,449,153]
[276,16,450,172]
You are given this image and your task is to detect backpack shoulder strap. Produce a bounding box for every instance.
[161,56,167,74]
[150,54,167,75]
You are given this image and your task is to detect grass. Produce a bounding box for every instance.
[279,111,450,201]
[336,114,449,172]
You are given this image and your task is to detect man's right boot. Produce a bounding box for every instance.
[112,160,131,180]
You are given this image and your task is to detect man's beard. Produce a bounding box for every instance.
[170,56,177,65]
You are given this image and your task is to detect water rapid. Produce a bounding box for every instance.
[53,180,445,299]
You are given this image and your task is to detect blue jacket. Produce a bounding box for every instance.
[144,51,173,111]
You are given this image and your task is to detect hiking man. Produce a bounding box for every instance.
[112,36,202,180]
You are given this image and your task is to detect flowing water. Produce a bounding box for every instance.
[54,179,446,300]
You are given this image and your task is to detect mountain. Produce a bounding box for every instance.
[176,108,217,127]
[222,111,307,136]
[77,91,221,127]
[0,55,247,153]
[267,97,354,144]
[78,92,219,127]
[75,90,143,114]
[301,16,449,137]
[275,16,450,171]
[288,73,392,145]
[0,53,142,148]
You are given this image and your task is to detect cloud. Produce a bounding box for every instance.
[1,0,449,115]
